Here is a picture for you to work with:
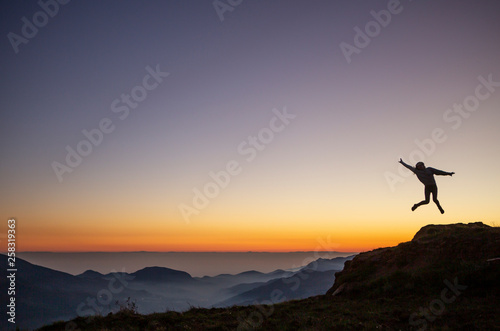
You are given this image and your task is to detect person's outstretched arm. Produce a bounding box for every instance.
[429,168,455,176]
[399,158,416,173]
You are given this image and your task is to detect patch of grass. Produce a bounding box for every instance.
[38,293,499,331]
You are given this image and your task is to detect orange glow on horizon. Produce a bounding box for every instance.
[3,201,496,254]
[8,219,411,254]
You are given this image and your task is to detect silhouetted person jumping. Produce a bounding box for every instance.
[399,159,454,214]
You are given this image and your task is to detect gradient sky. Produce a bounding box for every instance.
[1,0,499,253]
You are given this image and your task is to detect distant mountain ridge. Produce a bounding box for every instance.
[0,253,352,330]
[214,269,338,307]
[130,266,193,283]
[77,270,104,279]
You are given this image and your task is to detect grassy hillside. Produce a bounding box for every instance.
[39,222,500,330]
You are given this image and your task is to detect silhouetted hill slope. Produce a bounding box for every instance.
[214,256,354,307]
[0,255,162,330]
[39,222,499,330]
[214,269,339,307]
[197,269,292,287]
[0,255,118,330]
[327,222,500,298]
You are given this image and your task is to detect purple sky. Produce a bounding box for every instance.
[1,0,500,253]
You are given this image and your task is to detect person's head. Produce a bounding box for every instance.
[416,162,425,170]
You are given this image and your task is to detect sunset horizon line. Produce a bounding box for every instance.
[10,250,361,254]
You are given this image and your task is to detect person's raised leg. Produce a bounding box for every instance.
[412,185,431,211]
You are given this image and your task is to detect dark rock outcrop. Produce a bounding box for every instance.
[327,222,500,298]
